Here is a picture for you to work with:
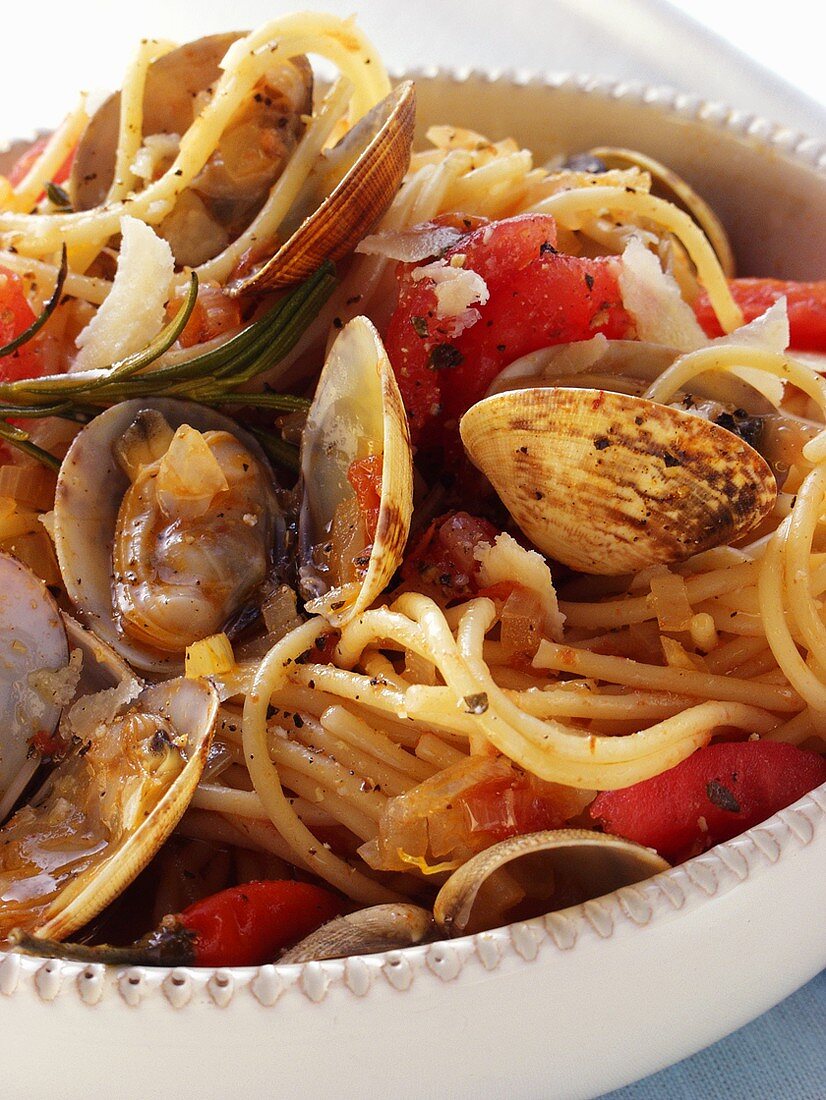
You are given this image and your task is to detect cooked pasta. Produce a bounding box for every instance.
[0,11,824,968]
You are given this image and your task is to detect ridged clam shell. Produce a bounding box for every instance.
[434,829,669,937]
[299,316,413,626]
[34,676,218,941]
[588,146,736,277]
[460,387,777,575]
[232,81,416,294]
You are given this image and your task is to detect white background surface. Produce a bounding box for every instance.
[0,1,823,142]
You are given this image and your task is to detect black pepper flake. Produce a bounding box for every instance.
[584,272,595,291]
[330,600,345,610]
[539,241,558,256]
[464,692,489,715]
[293,713,304,728]
[535,490,544,500]
[594,437,611,450]
[663,452,682,468]
[496,343,507,352]
[428,343,464,371]
[332,317,344,329]
[411,314,429,338]
[706,779,741,814]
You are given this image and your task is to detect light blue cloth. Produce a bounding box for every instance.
[600,970,825,1098]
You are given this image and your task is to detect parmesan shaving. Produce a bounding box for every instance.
[411,260,489,320]
[73,216,174,372]
[475,532,565,641]
[619,236,706,351]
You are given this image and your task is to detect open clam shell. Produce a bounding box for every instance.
[0,675,218,941]
[53,397,281,674]
[280,903,435,963]
[434,829,670,937]
[0,554,68,823]
[460,387,777,575]
[70,33,313,268]
[299,316,413,626]
[231,81,416,294]
[587,146,736,277]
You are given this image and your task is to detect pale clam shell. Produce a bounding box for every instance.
[434,828,669,937]
[0,554,68,823]
[299,316,413,627]
[460,386,777,575]
[231,81,416,294]
[588,145,736,277]
[33,676,219,941]
[280,904,434,963]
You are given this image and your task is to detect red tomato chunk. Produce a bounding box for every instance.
[589,740,826,862]
[385,213,632,445]
[694,278,826,351]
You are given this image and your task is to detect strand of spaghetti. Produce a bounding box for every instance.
[704,634,770,674]
[457,599,777,772]
[691,600,766,637]
[242,616,399,904]
[230,712,389,827]
[320,705,433,781]
[176,808,305,866]
[0,15,388,254]
[784,466,826,661]
[533,639,801,711]
[645,345,826,436]
[192,784,270,819]
[728,648,782,680]
[757,513,826,710]
[186,76,353,289]
[560,560,759,629]
[0,249,111,304]
[286,710,417,797]
[220,12,390,122]
[763,710,817,747]
[415,732,468,769]
[529,185,741,332]
[107,38,178,203]
[6,97,89,214]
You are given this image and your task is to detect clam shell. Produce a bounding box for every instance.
[32,676,219,941]
[280,904,434,962]
[588,145,736,277]
[460,387,777,575]
[434,828,669,937]
[0,554,68,823]
[53,397,281,674]
[231,81,416,294]
[299,316,413,626]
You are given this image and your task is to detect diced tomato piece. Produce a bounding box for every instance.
[401,511,499,600]
[459,773,580,843]
[347,454,383,542]
[0,266,44,382]
[694,278,826,351]
[7,134,76,192]
[385,213,633,445]
[166,282,243,348]
[589,740,826,862]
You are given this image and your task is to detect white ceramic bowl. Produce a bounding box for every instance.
[1,71,825,1100]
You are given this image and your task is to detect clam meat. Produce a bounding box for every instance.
[54,397,281,673]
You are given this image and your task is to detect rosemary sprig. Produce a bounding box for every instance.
[0,246,68,358]
[0,263,335,469]
[0,421,60,470]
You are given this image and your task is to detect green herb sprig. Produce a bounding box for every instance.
[0,262,336,469]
